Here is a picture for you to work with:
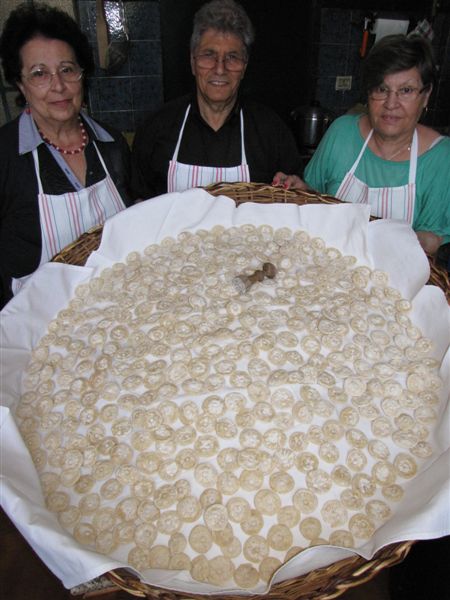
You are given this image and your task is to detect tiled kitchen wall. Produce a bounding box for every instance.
[75,0,163,133]
[74,2,450,133]
[1,1,448,132]
[312,6,450,131]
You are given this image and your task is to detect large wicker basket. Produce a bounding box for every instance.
[53,183,449,301]
[51,183,449,599]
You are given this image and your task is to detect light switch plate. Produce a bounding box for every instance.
[335,76,352,90]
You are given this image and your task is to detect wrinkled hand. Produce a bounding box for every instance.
[272,172,309,190]
[416,230,443,256]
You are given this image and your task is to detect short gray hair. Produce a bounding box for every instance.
[190,0,255,58]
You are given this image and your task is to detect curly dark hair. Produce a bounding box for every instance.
[362,34,437,96]
[0,2,94,105]
[190,0,255,59]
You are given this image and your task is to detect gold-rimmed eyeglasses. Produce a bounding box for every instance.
[193,51,247,72]
[22,64,84,88]
[368,85,428,102]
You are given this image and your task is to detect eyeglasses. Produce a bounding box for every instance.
[194,52,247,72]
[368,85,428,102]
[22,64,83,87]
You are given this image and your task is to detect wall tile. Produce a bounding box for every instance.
[129,41,162,77]
[93,110,134,132]
[131,77,163,111]
[316,77,339,111]
[77,0,97,43]
[317,74,362,114]
[125,1,160,41]
[91,42,131,78]
[317,44,349,77]
[79,1,131,77]
[337,87,361,111]
[320,8,351,44]
[349,45,364,78]
[74,0,163,132]
[89,77,132,112]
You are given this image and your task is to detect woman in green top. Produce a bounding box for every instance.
[273,34,450,257]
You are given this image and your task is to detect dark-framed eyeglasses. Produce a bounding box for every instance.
[22,64,84,87]
[368,85,428,102]
[194,51,247,72]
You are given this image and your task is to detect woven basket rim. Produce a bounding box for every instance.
[99,540,414,600]
[52,183,449,303]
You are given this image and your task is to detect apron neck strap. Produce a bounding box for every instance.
[239,110,247,165]
[349,127,418,180]
[408,129,418,184]
[32,141,110,192]
[172,105,191,162]
[172,104,247,165]
[347,129,373,176]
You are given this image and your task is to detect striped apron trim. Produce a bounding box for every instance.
[167,104,251,194]
[335,128,418,224]
[11,142,126,296]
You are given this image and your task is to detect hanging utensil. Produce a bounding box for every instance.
[359,17,370,58]
[96,0,109,69]
[96,0,129,74]
[105,0,129,74]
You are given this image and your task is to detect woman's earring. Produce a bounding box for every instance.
[25,102,31,114]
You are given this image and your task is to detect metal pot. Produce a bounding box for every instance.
[290,101,334,150]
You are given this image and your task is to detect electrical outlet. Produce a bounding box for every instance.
[335,76,352,91]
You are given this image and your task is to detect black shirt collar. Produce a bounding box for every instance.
[190,92,241,128]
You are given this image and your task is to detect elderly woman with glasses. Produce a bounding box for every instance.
[0,2,133,309]
[274,34,450,257]
[131,0,303,199]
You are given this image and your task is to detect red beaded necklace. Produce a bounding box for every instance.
[39,117,88,155]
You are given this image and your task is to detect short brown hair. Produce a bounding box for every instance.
[362,34,436,96]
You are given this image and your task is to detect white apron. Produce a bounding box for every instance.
[11,142,125,295]
[167,105,251,193]
[335,128,418,224]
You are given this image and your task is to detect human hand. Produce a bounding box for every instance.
[272,172,309,190]
[416,230,443,256]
